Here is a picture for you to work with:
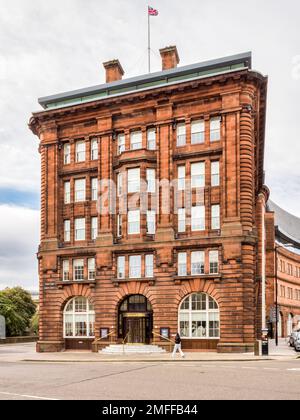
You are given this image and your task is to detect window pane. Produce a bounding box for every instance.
[191,251,205,275]
[211,205,220,230]
[73,259,84,281]
[210,117,221,142]
[178,166,186,191]
[117,173,123,196]
[147,211,156,235]
[91,139,98,160]
[91,178,98,201]
[128,168,140,193]
[147,129,156,150]
[118,134,126,155]
[64,182,71,204]
[91,217,98,240]
[211,161,220,187]
[145,255,154,278]
[181,297,190,310]
[76,141,86,162]
[180,312,189,337]
[128,210,140,235]
[118,256,125,279]
[129,256,142,278]
[64,144,71,165]
[74,297,87,312]
[178,208,186,233]
[75,179,86,202]
[177,123,186,147]
[88,258,96,280]
[192,293,206,310]
[64,314,73,337]
[209,296,218,310]
[209,251,219,274]
[192,206,205,231]
[63,260,69,281]
[75,218,85,241]
[191,120,205,144]
[130,131,142,150]
[64,220,70,242]
[178,252,187,276]
[147,169,156,193]
[191,162,205,188]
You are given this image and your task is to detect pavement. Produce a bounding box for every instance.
[0,340,299,400]
[0,339,297,363]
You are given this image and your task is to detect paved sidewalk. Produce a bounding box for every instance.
[269,338,298,357]
[0,342,298,363]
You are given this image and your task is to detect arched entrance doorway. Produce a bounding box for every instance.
[118,295,153,344]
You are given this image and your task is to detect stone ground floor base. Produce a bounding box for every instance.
[36,340,255,354]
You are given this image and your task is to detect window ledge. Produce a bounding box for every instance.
[112,278,156,287]
[173,274,221,285]
[57,280,96,289]
[113,149,157,168]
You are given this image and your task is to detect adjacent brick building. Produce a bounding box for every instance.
[29,47,269,353]
[266,201,300,338]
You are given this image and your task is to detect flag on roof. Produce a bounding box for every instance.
[148,6,159,16]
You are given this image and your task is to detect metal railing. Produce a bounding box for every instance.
[122,332,129,354]
[152,331,175,353]
[92,330,115,352]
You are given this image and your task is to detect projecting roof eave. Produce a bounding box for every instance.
[38,51,252,109]
[268,200,300,248]
[275,227,300,249]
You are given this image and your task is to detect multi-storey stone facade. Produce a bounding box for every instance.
[29,47,269,353]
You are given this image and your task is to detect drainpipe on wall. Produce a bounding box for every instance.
[261,197,266,333]
[261,194,269,356]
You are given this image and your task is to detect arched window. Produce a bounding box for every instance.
[63,297,95,338]
[179,293,220,339]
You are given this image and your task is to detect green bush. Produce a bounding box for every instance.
[0,287,37,337]
[30,311,39,335]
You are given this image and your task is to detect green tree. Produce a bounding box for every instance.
[0,287,36,337]
[30,311,39,335]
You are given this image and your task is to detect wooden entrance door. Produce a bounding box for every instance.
[125,318,146,344]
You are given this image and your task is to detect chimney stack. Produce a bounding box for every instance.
[103,59,124,83]
[159,46,180,71]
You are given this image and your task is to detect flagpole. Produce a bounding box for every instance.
[148,9,151,73]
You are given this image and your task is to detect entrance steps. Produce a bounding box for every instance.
[101,344,166,354]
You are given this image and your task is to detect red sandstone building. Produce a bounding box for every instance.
[29,47,270,353]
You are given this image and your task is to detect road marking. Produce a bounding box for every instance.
[201,364,217,368]
[263,368,279,371]
[0,391,58,400]
[287,368,300,371]
[242,367,258,370]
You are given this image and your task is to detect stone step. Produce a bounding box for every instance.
[101,344,166,354]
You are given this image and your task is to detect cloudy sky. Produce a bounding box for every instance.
[0,0,299,291]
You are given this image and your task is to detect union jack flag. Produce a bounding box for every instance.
[148,6,159,16]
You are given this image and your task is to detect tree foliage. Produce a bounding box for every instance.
[0,287,37,337]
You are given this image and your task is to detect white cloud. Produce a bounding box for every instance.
[0,205,39,291]
[0,0,299,289]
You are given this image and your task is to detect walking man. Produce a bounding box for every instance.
[172,333,185,358]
